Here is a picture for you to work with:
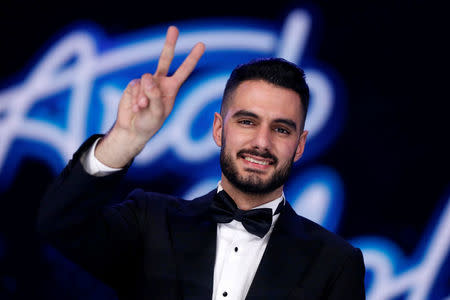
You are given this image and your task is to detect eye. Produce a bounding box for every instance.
[274,127,290,135]
[238,119,254,126]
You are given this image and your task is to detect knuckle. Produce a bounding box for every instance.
[145,87,160,98]
[131,79,141,95]
[141,73,152,80]
[128,79,138,88]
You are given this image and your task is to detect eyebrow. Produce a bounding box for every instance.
[232,110,259,119]
[273,118,297,132]
[232,109,297,132]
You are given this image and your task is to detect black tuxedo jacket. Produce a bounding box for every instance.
[38,136,365,299]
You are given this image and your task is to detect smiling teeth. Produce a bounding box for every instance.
[245,157,269,165]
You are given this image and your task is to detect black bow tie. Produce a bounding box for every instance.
[209,190,284,238]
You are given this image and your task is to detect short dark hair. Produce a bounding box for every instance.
[221,58,310,125]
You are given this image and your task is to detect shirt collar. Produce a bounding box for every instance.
[217,181,285,215]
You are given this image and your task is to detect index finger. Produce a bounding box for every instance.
[172,42,206,85]
[155,26,179,77]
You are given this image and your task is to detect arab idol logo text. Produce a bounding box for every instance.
[0,10,342,213]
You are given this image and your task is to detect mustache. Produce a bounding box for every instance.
[236,149,278,164]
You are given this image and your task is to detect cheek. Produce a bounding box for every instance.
[224,128,251,149]
[275,141,299,160]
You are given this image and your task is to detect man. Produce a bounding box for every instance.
[38,26,365,299]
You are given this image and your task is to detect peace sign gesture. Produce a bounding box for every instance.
[95,26,205,168]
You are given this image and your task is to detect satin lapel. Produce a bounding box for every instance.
[246,202,322,300]
[168,190,217,300]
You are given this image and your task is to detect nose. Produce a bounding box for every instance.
[250,125,273,151]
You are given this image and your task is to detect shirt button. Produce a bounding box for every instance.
[223,291,228,297]
[234,247,238,252]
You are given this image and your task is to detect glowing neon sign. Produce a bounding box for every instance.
[0,9,448,299]
[354,195,450,299]
[0,11,339,185]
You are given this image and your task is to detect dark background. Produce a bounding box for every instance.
[0,0,448,298]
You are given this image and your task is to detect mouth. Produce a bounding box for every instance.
[238,150,277,169]
[243,155,271,166]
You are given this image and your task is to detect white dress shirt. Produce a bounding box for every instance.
[81,138,284,300]
[213,184,283,300]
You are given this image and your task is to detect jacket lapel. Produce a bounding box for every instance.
[168,190,217,300]
[246,202,322,300]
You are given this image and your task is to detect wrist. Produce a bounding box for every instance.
[94,126,147,168]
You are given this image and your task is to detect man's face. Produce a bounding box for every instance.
[213,80,308,195]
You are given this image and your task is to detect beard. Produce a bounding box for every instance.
[220,140,294,195]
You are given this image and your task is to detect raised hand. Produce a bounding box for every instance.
[95,26,205,168]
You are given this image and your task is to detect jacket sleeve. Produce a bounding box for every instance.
[325,247,366,299]
[37,135,147,288]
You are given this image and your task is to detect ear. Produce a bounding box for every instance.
[212,112,223,147]
[293,130,308,162]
